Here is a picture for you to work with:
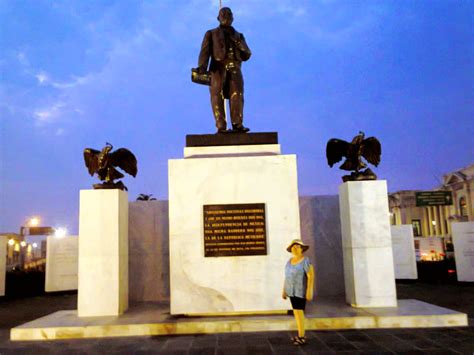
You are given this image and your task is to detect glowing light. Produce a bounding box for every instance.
[431,220,436,226]
[54,228,67,238]
[448,269,456,274]
[32,243,38,248]
[20,241,27,247]
[29,217,40,226]
[8,239,15,246]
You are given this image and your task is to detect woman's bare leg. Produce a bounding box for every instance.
[293,309,305,337]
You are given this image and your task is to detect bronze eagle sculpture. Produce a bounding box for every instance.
[83,143,137,191]
[326,132,381,182]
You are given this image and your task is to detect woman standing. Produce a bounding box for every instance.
[282,239,315,345]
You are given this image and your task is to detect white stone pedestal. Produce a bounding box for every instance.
[45,235,78,292]
[78,190,129,317]
[168,144,300,315]
[339,181,397,307]
[0,235,6,296]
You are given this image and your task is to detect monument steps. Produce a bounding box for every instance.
[11,298,467,341]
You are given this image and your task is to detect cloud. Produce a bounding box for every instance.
[35,70,91,89]
[17,52,30,67]
[35,71,50,85]
[230,0,308,19]
[33,102,66,126]
[274,3,307,17]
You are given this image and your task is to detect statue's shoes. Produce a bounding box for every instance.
[232,125,250,133]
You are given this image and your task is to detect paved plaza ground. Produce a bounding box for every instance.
[0,281,473,354]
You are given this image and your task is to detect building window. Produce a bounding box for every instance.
[459,197,467,217]
[412,219,422,237]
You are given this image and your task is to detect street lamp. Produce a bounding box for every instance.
[29,217,40,227]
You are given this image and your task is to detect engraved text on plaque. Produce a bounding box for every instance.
[203,203,267,257]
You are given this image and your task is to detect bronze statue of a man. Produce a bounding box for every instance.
[197,7,252,133]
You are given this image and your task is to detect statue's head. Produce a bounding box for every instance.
[104,142,113,154]
[218,7,233,26]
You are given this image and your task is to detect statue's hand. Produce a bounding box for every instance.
[230,32,241,44]
[194,67,206,74]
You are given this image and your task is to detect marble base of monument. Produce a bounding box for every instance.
[10,298,468,341]
[0,235,6,296]
[339,181,397,308]
[168,143,300,315]
[45,235,79,292]
[391,225,418,279]
[78,190,129,317]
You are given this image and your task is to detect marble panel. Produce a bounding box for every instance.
[452,222,474,282]
[299,196,344,297]
[168,153,300,314]
[45,235,78,292]
[129,200,169,302]
[343,246,397,307]
[78,190,129,317]
[128,195,343,303]
[184,144,281,158]
[0,235,6,296]
[339,181,392,249]
[391,225,417,279]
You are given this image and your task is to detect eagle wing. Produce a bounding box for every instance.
[326,139,350,167]
[109,148,138,177]
[83,148,101,176]
[361,137,381,166]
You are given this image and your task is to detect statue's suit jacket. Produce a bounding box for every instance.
[198,26,251,73]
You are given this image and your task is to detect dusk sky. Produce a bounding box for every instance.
[1,0,473,235]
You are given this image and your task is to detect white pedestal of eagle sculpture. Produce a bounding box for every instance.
[83,143,137,191]
[326,132,381,182]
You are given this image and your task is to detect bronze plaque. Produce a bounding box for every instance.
[203,203,267,257]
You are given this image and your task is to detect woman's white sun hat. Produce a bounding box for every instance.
[286,239,309,253]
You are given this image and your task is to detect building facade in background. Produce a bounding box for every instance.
[389,163,474,239]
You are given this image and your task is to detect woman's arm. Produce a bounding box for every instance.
[306,265,315,301]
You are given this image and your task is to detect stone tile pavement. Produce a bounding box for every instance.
[1,327,474,354]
